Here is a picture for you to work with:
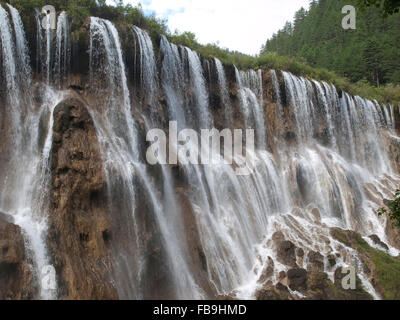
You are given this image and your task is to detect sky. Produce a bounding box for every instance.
[121,0,311,55]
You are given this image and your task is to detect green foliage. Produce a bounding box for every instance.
[379,190,400,228]
[354,0,400,17]
[356,238,400,300]
[8,0,168,35]
[332,228,400,300]
[262,0,400,87]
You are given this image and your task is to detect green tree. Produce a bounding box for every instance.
[354,0,400,17]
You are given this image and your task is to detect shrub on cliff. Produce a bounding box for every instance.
[379,190,400,228]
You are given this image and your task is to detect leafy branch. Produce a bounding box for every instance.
[378,190,400,228]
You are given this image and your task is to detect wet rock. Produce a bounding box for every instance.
[333,267,373,300]
[0,212,13,224]
[258,256,275,283]
[47,97,118,300]
[327,254,337,267]
[287,268,307,291]
[217,295,239,300]
[330,227,364,248]
[368,235,389,251]
[255,282,291,300]
[296,248,304,257]
[307,251,324,272]
[272,231,285,242]
[307,272,332,300]
[278,271,287,282]
[276,241,298,268]
[174,189,217,299]
[307,271,372,300]
[385,218,400,250]
[311,208,321,223]
[0,217,35,299]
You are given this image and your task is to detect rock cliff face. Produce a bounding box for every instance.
[1,5,400,300]
[0,214,35,299]
[47,97,117,299]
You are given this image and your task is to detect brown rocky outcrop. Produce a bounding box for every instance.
[287,268,308,291]
[47,97,117,299]
[256,282,292,300]
[330,227,400,300]
[385,218,400,250]
[307,251,324,272]
[306,270,372,300]
[273,232,298,268]
[368,235,389,251]
[0,214,35,299]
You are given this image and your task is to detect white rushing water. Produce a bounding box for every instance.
[0,4,68,299]
[54,11,71,87]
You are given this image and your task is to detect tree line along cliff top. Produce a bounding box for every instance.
[5,0,400,105]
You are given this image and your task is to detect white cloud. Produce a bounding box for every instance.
[123,0,310,55]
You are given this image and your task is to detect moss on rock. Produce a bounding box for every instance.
[330,227,400,300]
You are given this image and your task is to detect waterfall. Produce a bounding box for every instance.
[89,18,203,299]
[7,4,31,92]
[390,104,395,130]
[283,71,315,144]
[0,5,21,110]
[89,17,141,298]
[132,26,157,103]
[215,58,233,127]
[236,67,267,149]
[186,47,212,129]
[54,12,71,88]
[1,6,399,301]
[159,37,287,296]
[0,5,63,299]
[160,36,187,129]
[34,9,43,74]
[45,14,51,84]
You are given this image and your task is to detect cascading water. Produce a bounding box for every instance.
[1,5,399,301]
[160,36,187,129]
[132,26,157,103]
[34,8,43,74]
[0,4,65,299]
[89,17,202,299]
[236,67,267,149]
[54,11,71,88]
[215,58,233,128]
[7,4,31,92]
[185,47,212,129]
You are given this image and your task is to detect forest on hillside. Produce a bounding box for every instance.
[262,0,400,87]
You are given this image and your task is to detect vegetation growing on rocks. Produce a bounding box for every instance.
[379,190,400,228]
[331,228,400,300]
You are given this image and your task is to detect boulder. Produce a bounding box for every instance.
[276,240,298,268]
[258,256,275,283]
[255,282,291,300]
[307,251,324,272]
[327,254,337,267]
[368,235,389,251]
[287,268,307,291]
[0,216,35,299]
